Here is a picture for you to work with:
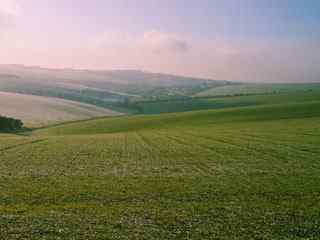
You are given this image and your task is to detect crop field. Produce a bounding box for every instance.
[0,91,122,127]
[196,82,320,97]
[133,90,320,114]
[0,92,320,239]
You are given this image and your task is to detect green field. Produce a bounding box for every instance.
[133,90,320,114]
[1,92,320,239]
[196,82,320,97]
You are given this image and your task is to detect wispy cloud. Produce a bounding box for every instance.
[0,1,320,82]
[143,30,190,54]
[1,0,20,16]
[1,28,319,82]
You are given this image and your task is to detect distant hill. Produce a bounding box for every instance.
[195,83,320,97]
[2,65,320,116]
[0,91,122,127]
[0,65,233,106]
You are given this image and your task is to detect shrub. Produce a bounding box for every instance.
[0,116,23,131]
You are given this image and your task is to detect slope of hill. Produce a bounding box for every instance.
[3,64,320,116]
[0,91,122,127]
[1,90,320,239]
[36,100,320,136]
[132,90,320,114]
[195,82,320,97]
[1,91,320,239]
[0,65,233,105]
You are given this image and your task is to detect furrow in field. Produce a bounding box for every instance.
[134,131,205,176]
[170,129,299,174]
[183,129,284,158]
[98,133,131,176]
[180,129,320,173]
[165,130,247,159]
[0,139,48,153]
[212,127,320,157]
[235,133,320,156]
[135,130,197,175]
[134,132,166,176]
[155,130,235,175]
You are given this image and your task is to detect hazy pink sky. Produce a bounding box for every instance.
[1,0,319,82]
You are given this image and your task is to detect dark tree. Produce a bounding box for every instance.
[0,116,24,131]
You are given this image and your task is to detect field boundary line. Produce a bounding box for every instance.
[0,139,48,153]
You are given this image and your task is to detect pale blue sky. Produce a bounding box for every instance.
[1,0,319,82]
[19,0,320,39]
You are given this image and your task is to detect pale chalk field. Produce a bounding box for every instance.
[0,91,123,127]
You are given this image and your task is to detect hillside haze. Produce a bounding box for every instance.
[0,91,122,127]
[0,64,232,100]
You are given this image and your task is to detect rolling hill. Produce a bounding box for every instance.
[195,82,320,97]
[132,89,320,114]
[0,91,122,127]
[2,65,320,116]
[0,91,320,239]
[0,65,233,106]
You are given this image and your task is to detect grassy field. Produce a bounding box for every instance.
[196,82,320,97]
[0,91,122,127]
[0,91,320,239]
[133,90,320,114]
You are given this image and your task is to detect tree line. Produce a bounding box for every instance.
[0,116,23,131]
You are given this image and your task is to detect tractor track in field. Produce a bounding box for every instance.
[136,131,212,176]
[221,132,320,158]
[169,130,299,174]
[180,130,312,174]
[134,132,165,175]
[181,130,282,159]
[0,139,48,153]
[180,131,320,173]
[164,132,236,159]
[237,133,320,156]
[159,132,228,175]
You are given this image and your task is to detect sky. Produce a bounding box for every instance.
[0,0,320,82]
